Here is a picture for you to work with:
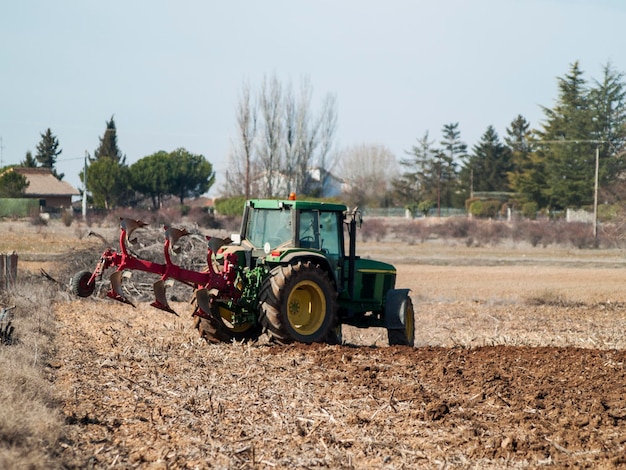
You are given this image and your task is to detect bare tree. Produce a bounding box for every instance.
[222,75,338,198]
[283,78,339,196]
[258,75,283,197]
[309,93,338,194]
[338,143,398,207]
[223,82,258,198]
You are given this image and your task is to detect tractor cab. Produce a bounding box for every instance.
[235,198,347,284]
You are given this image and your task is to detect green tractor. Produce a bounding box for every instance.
[193,197,414,346]
[71,197,414,346]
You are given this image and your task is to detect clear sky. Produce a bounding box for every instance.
[2,0,626,196]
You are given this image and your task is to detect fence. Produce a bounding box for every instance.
[0,253,18,290]
[362,207,468,218]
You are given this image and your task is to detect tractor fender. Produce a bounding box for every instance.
[278,252,334,277]
[384,288,412,329]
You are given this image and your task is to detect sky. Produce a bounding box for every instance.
[2,0,626,196]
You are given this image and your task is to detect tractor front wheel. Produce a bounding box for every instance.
[70,270,95,298]
[260,261,338,344]
[387,296,415,346]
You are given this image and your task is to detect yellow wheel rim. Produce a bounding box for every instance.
[287,280,326,336]
[218,305,252,333]
[405,301,415,344]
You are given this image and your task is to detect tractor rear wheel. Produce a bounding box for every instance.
[70,270,95,298]
[260,261,338,344]
[193,302,261,343]
[387,296,415,346]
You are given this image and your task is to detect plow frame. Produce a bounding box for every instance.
[84,219,242,315]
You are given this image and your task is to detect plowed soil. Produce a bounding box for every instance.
[18,221,626,469]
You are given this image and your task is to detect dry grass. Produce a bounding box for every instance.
[0,281,63,469]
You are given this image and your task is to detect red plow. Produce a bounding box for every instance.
[71,218,238,318]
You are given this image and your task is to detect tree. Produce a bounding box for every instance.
[438,123,466,210]
[223,75,338,198]
[167,148,215,204]
[258,76,283,197]
[393,132,437,208]
[224,82,258,199]
[589,62,626,203]
[537,62,596,209]
[462,125,512,193]
[94,115,125,163]
[0,170,29,197]
[35,128,63,179]
[86,116,131,208]
[86,157,131,209]
[505,115,547,207]
[338,144,397,208]
[129,151,172,209]
[21,150,37,168]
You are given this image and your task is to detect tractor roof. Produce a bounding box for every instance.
[247,199,347,212]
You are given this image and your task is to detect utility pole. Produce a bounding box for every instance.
[82,151,88,220]
[0,136,4,167]
[593,145,599,239]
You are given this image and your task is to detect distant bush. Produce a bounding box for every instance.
[215,196,247,216]
[521,202,538,219]
[469,199,502,218]
[360,218,388,242]
[473,219,511,245]
[61,210,73,227]
[433,217,476,239]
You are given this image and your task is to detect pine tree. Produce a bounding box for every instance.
[87,115,130,208]
[589,62,626,201]
[538,61,595,209]
[21,150,38,168]
[393,132,437,210]
[35,128,63,179]
[505,115,547,206]
[438,123,466,209]
[464,126,512,193]
[94,116,125,163]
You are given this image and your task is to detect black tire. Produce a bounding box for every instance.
[192,299,261,344]
[260,261,338,344]
[325,324,343,345]
[387,296,415,346]
[70,270,95,298]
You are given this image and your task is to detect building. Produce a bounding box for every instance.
[9,168,80,210]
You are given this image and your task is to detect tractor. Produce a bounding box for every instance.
[70,196,415,346]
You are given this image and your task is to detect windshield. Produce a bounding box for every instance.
[246,208,292,249]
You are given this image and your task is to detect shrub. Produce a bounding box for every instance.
[521,202,538,219]
[215,196,247,216]
[61,210,73,227]
[360,218,388,242]
[434,217,476,239]
[566,221,596,249]
[474,219,511,245]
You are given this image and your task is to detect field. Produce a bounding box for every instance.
[2,219,626,468]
